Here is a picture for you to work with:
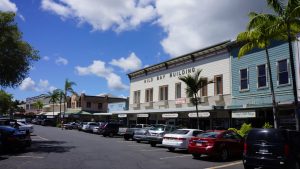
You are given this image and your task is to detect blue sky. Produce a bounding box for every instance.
[0,0,268,101]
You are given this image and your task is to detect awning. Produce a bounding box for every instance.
[93,113,113,116]
[43,112,60,116]
[113,106,213,114]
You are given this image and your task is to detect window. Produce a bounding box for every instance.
[257,64,267,88]
[278,59,289,85]
[145,88,153,102]
[133,90,141,104]
[159,85,168,101]
[201,78,208,96]
[86,102,91,108]
[214,75,223,95]
[175,83,181,99]
[240,69,248,90]
[98,103,103,109]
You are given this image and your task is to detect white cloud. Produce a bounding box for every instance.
[0,0,17,12]
[155,0,269,57]
[49,86,57,92]
[110,52,142,72]
[43,56,50,61]
[19,77,36,91]
[40,0,156,32]
[19,14,25,21]
[75,60,128,90]
[55,57,68,65]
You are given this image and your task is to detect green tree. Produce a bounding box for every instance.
[0,12,39,88]
[33,100,44,113]
[179,69,213,129]
[63,79,76,117]
[46,89,60,117]
[0,90,13,116]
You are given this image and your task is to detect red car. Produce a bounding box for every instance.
[188,130,244,161]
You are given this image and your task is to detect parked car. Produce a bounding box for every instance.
[124,124,152,141]
[92,122,105,134]
[188,130,244,161]
[0,125,31,150]
[133,128,151,143]
[146,125,177,147]
[243,128,300,169]
[16,122,34,133]
[82,122,99,132]
[162,129,203,152]
[63,122,79,130]
[41,119,56,126]
[99,123,120,137]
[77,122,87,131]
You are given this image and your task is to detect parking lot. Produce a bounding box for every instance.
[0,125,243,169]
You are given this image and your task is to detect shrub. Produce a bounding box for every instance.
[262,122,273,129]
[228,123,252,138]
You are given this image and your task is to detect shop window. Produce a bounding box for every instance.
[277,59,289,85]
[214,75,223,95]
[159,85,168,101]
[145,88,153,102]
[240,68,248,90]
[86,102,91,108]
[175,83,181,99]
[257,64,267,88]
[98,103,103,110]
[134,90,141,104]
[201,78,208,96]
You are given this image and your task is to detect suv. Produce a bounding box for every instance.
[99,123,120,137]
[243,128,300,169]
[146,125,177,147]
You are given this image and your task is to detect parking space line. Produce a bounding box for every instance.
[204,161,242,169]
[128,144,146,146]
[35,135,49,141]
[139,149,166,152]
[160,154,192,160]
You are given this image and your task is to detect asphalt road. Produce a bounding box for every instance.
[0,125,244,169]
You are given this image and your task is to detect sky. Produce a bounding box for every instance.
[0,0,270,101]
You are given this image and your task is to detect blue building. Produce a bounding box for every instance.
[228,40,300,129]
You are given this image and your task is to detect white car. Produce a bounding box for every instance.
[162,129,203,152]
[92,126,99,134]
[82,122,99,132]
[17,122,34,133]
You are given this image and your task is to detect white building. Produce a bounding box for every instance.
[117,41,232,129]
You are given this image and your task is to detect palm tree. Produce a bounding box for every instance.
[34,100,44,114]
[63,79,76,118]
[261,0,300,130]
[179,69,212,129]
[236,12,285,129]
[46,89,60,117]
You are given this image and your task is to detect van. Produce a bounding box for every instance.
[243,128,300,169]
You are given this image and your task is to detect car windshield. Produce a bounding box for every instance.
[151,126,165,131]
[171,129,189,135]
[197,132,220,138]
[247,130,286,143]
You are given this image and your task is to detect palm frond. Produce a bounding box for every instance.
[267,0,284,15]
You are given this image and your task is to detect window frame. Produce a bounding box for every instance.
[277,59,290,86]
[214,75,223,95]
[133,90,141,104]
[159,85,168,101]
[175,83,181,99]
[145,88,153,103]
[201,77,208,97]
[257,64,268,89]
[86,102,91,108]
[239,68,249,91]
[98,103,103,110]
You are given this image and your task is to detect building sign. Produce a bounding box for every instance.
[118,114,127,118]
[144,67,196,83]
[47,116,54,119]
[162,113,178,118]
[137,114,149,118]
[188,112,210,118]
[175,98,186,104]
[232,110,256,118]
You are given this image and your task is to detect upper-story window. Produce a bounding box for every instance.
[98,103,103,110]
[159,85,168,101]
[145,88,153,102]
[175,83,181,99]
[133,90,141,104]
[257,64,267,88]
[201,78,208,97]
[86,102,91,108]
[277,59,289,85]
[214,75,223,95]
[240,68,248,90]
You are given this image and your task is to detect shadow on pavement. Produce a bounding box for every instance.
[29,140,76,154]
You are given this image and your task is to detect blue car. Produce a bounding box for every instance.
[0,125,31,150]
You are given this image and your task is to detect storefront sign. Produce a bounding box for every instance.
[47,116,54,119]
[162,113,178,118]
[232,111,256,118]
[118,114,127,118]
[175,98,186,104]
[188,112,210,118]
[137,114,149,118]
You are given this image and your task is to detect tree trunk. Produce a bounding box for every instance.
[194,94,200,130]
[265,48,278,129]
[287,25,299,131]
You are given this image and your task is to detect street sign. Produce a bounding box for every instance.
[162,113,178,118]
[188,112,210,118]
[118,114,127,118]
[137,114,149,118]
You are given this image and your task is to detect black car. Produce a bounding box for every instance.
[243,128,300,169]
[0,126,31,151]
[63,122,79,130]
[98,123,120,137]
[124,128,140,141]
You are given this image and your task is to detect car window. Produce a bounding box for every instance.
[223,132,236,139]
[197,132,220,138]
[247,130,286,143]
[151,126,165,131]
[171,130,189,135]
[192,131,202,137]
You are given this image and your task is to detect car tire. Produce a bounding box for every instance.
[103,134,107,137]
[220,148,229,161]
[192,153,201,159]
[136,140,141,143]
[124,136,129,141]
[243,165,254,169]
[109,132,114,137]
[150,142,156,147]
[168,147,175,152]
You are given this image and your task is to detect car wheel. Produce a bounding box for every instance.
[109,132,114,137]
[192,153,201,159]
[103,134,107,137]
[168,147,175,152]
[136,140,141,143]
[124,136,129,141]
[220,148,229,161]
[150,142,156,147]
[243,164,254,169]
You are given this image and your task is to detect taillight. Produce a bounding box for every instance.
[244,143,247,155]
[284,144,289,157]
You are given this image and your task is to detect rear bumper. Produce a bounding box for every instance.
[146,136,163,144]
[243,156,289,169]
[162,140,187,149]
[188,145,215,156]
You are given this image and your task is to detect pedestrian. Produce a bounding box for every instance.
[61,120,64,130]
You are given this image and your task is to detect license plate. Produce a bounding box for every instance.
[196,143,202,146]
